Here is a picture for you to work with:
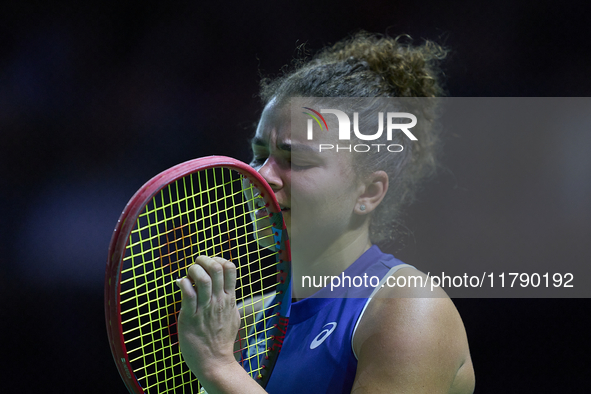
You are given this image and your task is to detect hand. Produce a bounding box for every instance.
[176,256,240,380]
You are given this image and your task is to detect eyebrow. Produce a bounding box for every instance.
[251,137,316,153]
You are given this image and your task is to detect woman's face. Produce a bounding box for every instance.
[249,98,364,249]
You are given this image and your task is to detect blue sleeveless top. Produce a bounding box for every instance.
[262,246,410,394]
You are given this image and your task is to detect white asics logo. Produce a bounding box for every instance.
[310,322,337,349]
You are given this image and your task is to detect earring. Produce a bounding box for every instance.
[359,204,366,211]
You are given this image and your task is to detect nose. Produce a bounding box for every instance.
[257,156,283,192]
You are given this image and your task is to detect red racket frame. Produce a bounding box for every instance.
[105,156,291,393]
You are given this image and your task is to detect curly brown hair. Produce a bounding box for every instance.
[259,32,448,245]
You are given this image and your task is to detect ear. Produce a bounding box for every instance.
[355,170,389,215]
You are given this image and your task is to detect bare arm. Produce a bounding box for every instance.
[351,268,475,394]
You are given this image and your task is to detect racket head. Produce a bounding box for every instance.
[105,156,291,393]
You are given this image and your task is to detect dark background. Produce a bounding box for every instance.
[1,0,590,392]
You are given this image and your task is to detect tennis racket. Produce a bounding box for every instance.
[105,156,291,393]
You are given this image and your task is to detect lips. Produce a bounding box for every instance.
[255,207,269,219]
[253,193,289,214]
[255,206,289,218]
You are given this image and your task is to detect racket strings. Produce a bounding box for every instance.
[119,167,283,393]
[125,198,271,252]
[119,264,281,326]
[120,204,274,286]
[122,199,272,271]
[120,234,276,291]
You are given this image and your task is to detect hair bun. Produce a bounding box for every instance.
[317,31,448,97]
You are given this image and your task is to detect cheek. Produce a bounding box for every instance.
[294,174,355,220]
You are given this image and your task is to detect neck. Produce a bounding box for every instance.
[290,225,372,300]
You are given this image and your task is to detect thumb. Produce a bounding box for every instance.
[176,277,198,314]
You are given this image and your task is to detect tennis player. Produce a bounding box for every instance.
[176,32,475,394]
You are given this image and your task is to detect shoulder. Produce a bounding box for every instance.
[352,267,475,394]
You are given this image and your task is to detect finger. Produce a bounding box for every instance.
[215,258,237,295]
[176,277,197,314]
[195,256,225,298]
[188,263,212,309]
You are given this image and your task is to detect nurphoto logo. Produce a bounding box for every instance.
[302,107,417,152]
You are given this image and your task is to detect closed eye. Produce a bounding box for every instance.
[290,162,312,170]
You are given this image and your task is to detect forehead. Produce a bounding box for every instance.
[254,98,291,143]
[254,98,336,146]
[253,99,357,177]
